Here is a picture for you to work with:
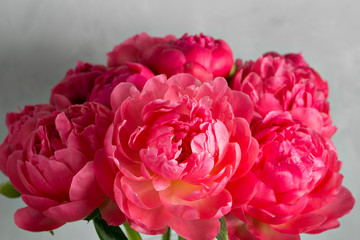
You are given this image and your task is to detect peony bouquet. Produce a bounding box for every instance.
[0,33,355,240]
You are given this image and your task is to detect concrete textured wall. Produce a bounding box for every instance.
[0,0,359,239]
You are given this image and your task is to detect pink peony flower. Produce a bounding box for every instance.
[6,102,124,231]
[50,61,107,108]
[229,112,355,240]
[89,62,155,108]
[230,52,336,138]
[107,32,177,67]
[147,33,234,82]
[0,104,55,175]
[105,74,258,240]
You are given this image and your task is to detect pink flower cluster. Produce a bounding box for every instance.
[0,33,354,240]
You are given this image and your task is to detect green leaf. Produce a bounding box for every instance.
[162,228,171,240]
[0,180,21,198]
[93,216,127,240]
[178,236,186,240]
[216,217,229,240]
[123,222,142,240]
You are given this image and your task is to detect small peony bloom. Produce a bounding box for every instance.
[7,102,124,231]
[0,104,55,175]
[105,74,258,240]
[50,61,107,108]
[107,32,177,67]
[230,52,336,138]
[147,33,234,82]
[230,112,355,240]
[89,62,155,108]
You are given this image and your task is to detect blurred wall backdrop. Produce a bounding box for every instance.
[0,0,359,239]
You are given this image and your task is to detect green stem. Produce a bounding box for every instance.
[162,228,171,240]
[216,217,229,240]
[123,222,142,240]
[178,236,186,240]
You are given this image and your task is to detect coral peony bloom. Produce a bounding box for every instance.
[147,33,234,82]
[105,74,258,240]
[230,112,354,240]
[50,61,106,108]
[89,62,154,108]
[107,32,177,67]
[230,52,336,138]
[7,102,124,231]
[0,104,55,175]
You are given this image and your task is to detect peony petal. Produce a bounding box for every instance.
[21,194,60,211]
[110,82,137,113]
[54,112,72,143]
[257,93,283,116]
[234,137,259,179]
[66,125,101,158]
[142,74,170,99]
[127,200,172,230]
[181,62,213,82]
[15,207,65,232]
[290,107,323,134]
[246,218,301,240]
[153,176,172,191]
[213,142,240,178]
[7,151,32,194]
[94,148,117,200]
[306,219,340,234]
[23,160,59,199]
[231,90,254,123]
[51,93,72,111]
[181,152,214,182]
[307,186,355,233]
[169,217,220,240]
[100,199,126,226]
[43,199,104,222]
[54,148,89,174]
[312,186,355,220]
[270,213,326,234]
[150,49,186,77]
[226,214,259,240]
[227,172,258,207]
[185,47,212,69]
[213,121,230,166]
[160,184,232,219]
[69,161,105,201]
[35,155,74,197]
[121,177,162,209]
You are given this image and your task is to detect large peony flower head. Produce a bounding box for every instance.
[230,111,354,240]
[6,102,123,231]
[147,33,234,82]
[105,73,258,240]
[230,52,336,138]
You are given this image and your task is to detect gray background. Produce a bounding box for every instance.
[0,0,359,239]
